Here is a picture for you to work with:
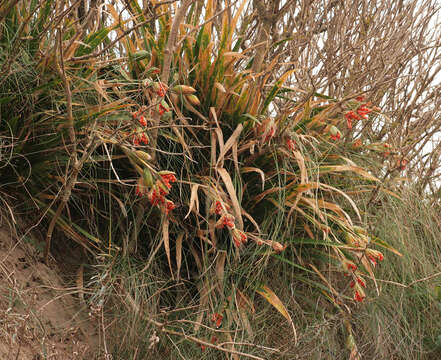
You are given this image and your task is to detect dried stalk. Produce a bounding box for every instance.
[161,328,266,360]
[160,0,193,84]
[148,0,193,161]
[44,29,97,264]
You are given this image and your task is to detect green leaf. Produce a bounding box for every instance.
[272,254,315,273]
[75,28,110,57]
[371,236,403,256]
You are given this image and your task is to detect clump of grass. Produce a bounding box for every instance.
[352,189,441,359]
[1,1,441,359]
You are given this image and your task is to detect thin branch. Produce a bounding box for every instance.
[161,0,194,84]
[162,328,266,360]
[148,0,193,164]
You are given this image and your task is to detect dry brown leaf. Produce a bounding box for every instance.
[162,217,174,279]
[319,165,379,182]
[194,280,209,333]
[215,128,225,166]
[232,139,240,175]
[184,183,200,219]
[182,96,208,121]
[314,198,352,225]
[309,264,340,298]
[226,0,248,49]
[189,243,202,273]
[216,123,243,167]
[211,131,217,166]
[239,308,254,338]
[93,80,111,102]
[293,150,308,184]
[319,183,362,222]
[298,197,326,222]
[175,233,184,281]
[223,51,248,59]
[307,102,339,127]
[217,167,243,229]
[285,183,318,201]
[215,251,226,295]
[241,167,265,191]
[360,255,380,296]
[209,107,219,127]
[236,288,255,314]
[241,209,261,233]
[304,223,315,239]
[224,332,240,360]
[76,264,84,304]
[208,217,217,248]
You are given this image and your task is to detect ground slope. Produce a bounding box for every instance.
[0,226,98,359]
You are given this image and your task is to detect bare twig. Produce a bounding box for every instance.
[365,271,441,288]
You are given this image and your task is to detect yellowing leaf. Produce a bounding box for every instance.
[223,51,248,59]
[256,284,297,344]
[319,165,379,182]
[285,182,318,203]
[371,236,403,257]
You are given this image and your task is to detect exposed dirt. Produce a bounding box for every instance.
[0,226,99,359]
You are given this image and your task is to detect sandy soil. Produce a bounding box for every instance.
[0,226,99,359]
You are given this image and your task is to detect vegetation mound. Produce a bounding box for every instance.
[1,1,440,358]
